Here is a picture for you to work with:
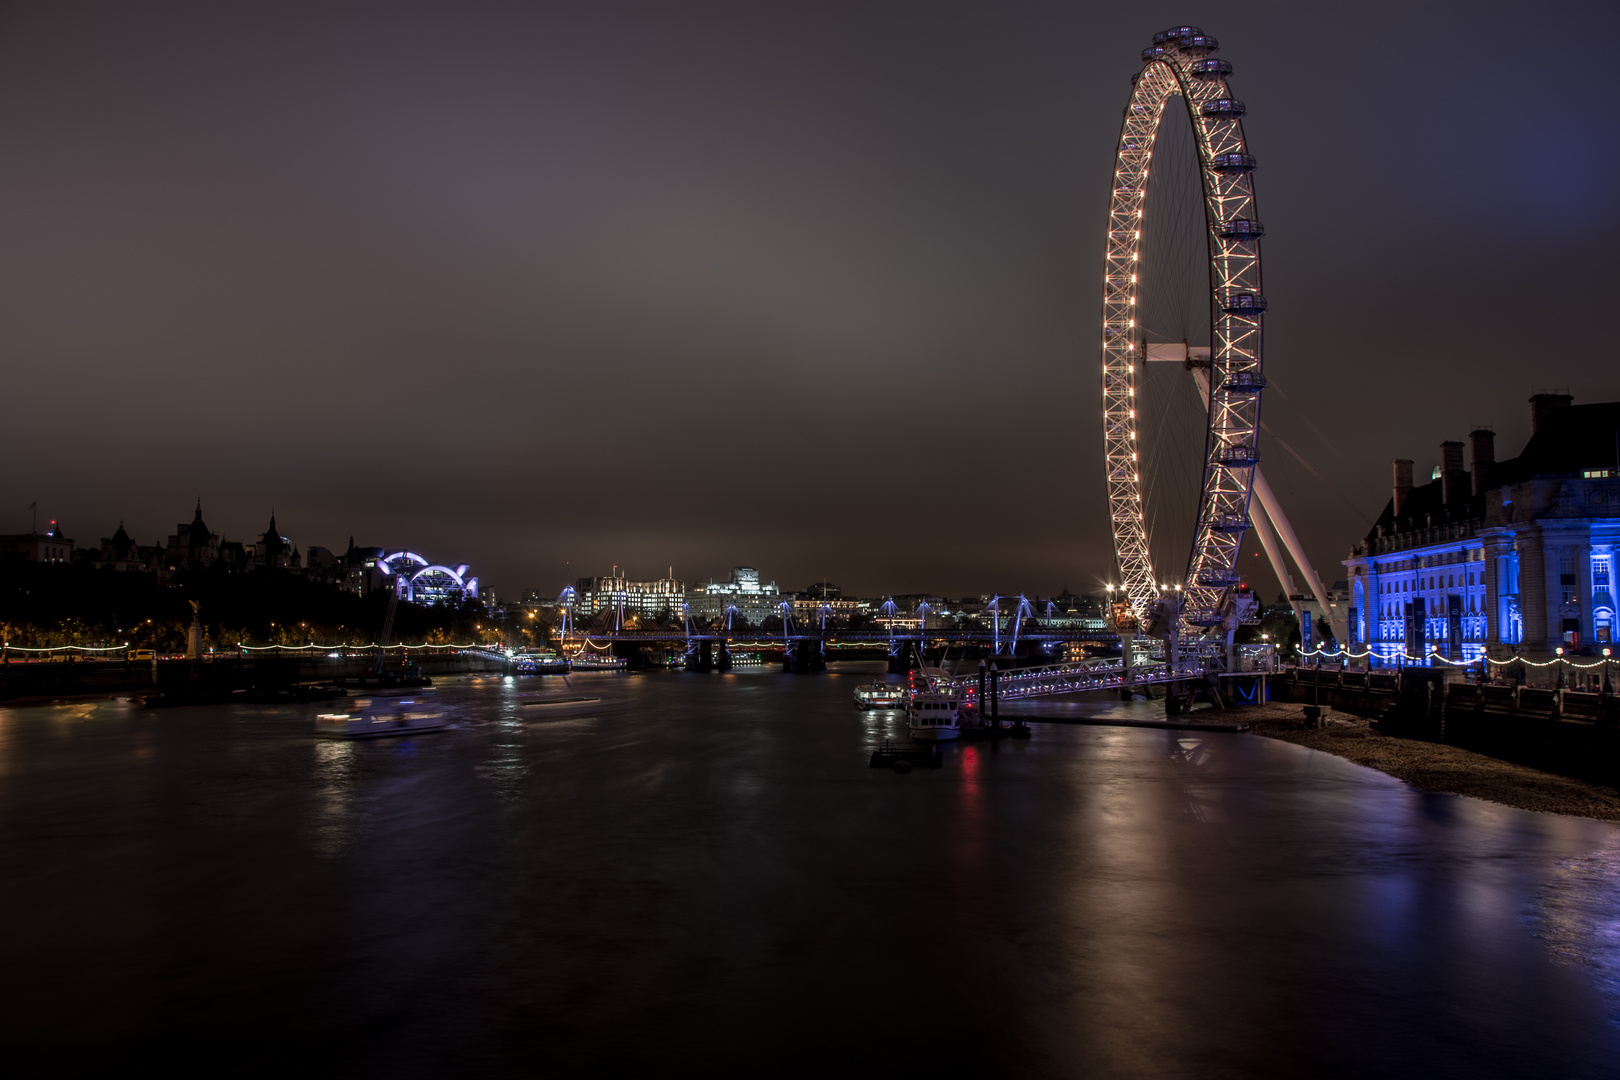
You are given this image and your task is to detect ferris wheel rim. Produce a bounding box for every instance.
[1100,26,1266,630]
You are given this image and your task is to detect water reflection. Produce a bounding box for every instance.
[477,742,528,804]
[0,675,1616,1077]
[1528,838,1620,1025]
[306,738,356,859]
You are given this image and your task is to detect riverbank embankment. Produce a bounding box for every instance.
[1241,701,1620,821]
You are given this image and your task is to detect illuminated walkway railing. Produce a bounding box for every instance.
[943,656,1205,703]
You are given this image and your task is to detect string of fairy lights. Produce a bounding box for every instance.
[1299,645,1616,670]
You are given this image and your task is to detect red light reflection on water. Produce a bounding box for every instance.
[955,744,986,874]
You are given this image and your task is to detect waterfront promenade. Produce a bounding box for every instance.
[2,670,1617,1077]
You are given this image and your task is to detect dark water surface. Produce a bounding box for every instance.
[3,669,1618,1078]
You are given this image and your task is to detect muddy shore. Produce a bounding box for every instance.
[1238,701,1620,821]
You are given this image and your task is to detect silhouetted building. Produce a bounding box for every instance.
[0,521,73,563]
[95,522,158,572]
[247,513,301,571]
[163,501,221,573]
[337,541,388,596]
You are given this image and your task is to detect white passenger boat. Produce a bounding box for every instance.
[568,655,627,671]
[315,699,447,739]
[906,690,960,741]
[853,681,905,709]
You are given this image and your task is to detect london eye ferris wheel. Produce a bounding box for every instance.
[1101,25,1268,632]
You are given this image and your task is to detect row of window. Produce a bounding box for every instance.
[1379,571,1480,593]
[1381,597,1485,618]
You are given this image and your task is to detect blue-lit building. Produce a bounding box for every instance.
[1344,394,1620,666]
[377,550,480,606]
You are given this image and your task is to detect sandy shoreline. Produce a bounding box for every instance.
[1237,701,1620,822]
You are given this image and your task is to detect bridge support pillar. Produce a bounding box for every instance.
[785,642,825,673]
[1119,631,1136,700]
[715,642,731,671]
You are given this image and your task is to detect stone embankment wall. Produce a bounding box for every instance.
[1271,667,1620,787]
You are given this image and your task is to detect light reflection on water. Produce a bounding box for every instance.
[1527,840,1620,1026]
[0,674,1616,1077]
[308,738,357,859]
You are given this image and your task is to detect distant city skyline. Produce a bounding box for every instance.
[11,494,1114,603]
[1,2,1616,599]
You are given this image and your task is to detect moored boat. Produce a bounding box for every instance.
[906,690,960,741]
[568,655,627,671]
[515,653,571,675]
[853,681,905,709]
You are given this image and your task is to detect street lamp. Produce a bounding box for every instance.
[1604,646,1613,695]
[1555,645,1566,689]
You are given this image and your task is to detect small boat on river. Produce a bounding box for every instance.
[315,696,447,739]
[853,681,905,709]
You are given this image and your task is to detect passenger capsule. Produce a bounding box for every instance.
[1197,574,1241,588]
[1178,33,1219,55]
[1221,371,1267,394]
[1210,152,1258,174]
[1222,291,1268,315]
[1155,25,1206,44]
[1188,58,1234,79]
[1215,444,1261,468]
[1201,98,1247,118]
[1141,46,1167,61]
[1209,514,1253,533]
[1218,218,1265,241]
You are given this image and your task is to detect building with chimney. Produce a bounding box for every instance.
[1344,392,1620,665]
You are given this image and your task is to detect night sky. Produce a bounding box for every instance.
[2,2,1616,600]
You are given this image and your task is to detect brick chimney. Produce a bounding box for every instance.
[1470,427,1495,495]
[1440,440,1466,504]
[1529,391,1573,434]
[1392,458,1414,516]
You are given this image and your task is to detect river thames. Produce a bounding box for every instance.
[2,668,1617,1078]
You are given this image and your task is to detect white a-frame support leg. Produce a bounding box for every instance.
[1190,366,1349,647]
